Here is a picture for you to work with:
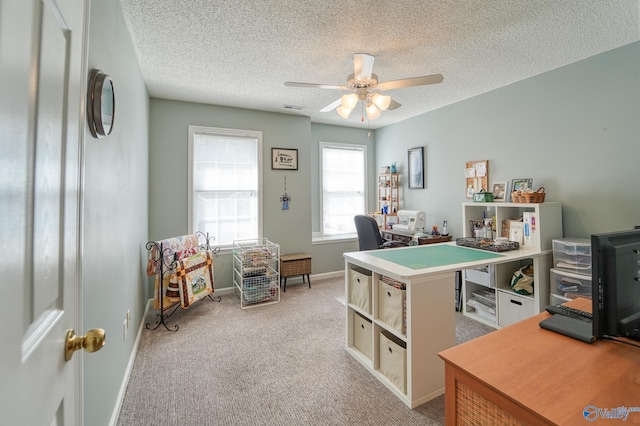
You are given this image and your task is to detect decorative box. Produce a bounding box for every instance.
[473,190,494,202]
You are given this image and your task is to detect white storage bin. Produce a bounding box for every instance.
[550,293,569,306]
[377,280,406,335]
[550,268,592,300]
[379,331,407,394]
[498,291,535,328]
[353,311,372,360]
[466,289,497,322]
[349,267,372,314]
[464,265,495,288]
[552,238,592,276]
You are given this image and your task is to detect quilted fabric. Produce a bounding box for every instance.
[174,250,215,308]
[146,234,200,276]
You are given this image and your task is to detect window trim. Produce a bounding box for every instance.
[318,141,368,237]
[187,125,263,248]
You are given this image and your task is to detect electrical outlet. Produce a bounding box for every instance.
[123,320,127,342]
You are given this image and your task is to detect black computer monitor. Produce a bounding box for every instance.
[591,228,640,341]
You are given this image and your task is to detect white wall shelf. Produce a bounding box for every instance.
[461,202,563,328]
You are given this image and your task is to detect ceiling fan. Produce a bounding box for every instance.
[285,53,443,121]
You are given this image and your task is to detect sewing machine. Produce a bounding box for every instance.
[393,210,426,234]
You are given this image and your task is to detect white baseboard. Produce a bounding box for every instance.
[216,270,344,293]
[108,270,343,424]
[309,270,344,280]
[109,299,152,426]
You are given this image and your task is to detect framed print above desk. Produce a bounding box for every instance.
[408,147,424,189]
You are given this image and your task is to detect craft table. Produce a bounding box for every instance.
[343,242,549,408]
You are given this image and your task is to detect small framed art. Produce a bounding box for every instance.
[271,148,298,170]
[512,178,533,193]
[492,182,508,202]
[408,147,424,189]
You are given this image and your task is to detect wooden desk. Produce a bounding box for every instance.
[438,298,640,425]
[381,229,452,245]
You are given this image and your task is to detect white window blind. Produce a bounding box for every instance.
[188,126,262,246]
[320,143,367,235]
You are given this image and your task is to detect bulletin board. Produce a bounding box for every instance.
[465,160,489,198]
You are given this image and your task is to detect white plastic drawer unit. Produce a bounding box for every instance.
[552,238,592,276]
[379,331,407,394]
[349,267,372,314]
[550,268,592,300]
[464,265,495,288]
[498,291,535,328]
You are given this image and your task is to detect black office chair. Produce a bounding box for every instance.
[354,215,408,251]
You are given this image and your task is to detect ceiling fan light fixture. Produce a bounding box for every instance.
[371,93,391,111]
[341,93,358,110]
[366,104,381,120]
[336,105,353,119]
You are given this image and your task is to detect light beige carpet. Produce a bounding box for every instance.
[117,276,493,425]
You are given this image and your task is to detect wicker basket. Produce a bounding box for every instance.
[281,256,311,277]
[511,187,545,203]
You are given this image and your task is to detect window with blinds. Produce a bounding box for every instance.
[188,126,263,247]
[320,142,367,236]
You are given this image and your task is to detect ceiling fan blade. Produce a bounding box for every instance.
[377,74,444,90]
[284,81,346,90]
[387,98,401,110]
[353,53,375,81]
[320,98,342,112]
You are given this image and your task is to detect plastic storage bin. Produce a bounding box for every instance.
[377,278,406,335]
[552,238,592,276]
[466,289,497,322]
[550,268,592,302]
[379,331,407,394]
[349,267,372,314]
[464,265,495,288]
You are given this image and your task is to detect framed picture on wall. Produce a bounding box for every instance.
[271,148,298,170]
[408,147,424,189]
[512,178,533,193]
[492,182,508,202]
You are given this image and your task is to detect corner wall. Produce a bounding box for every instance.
[82,0,150,424]
[149,100,319,288]
[376,41,640,238]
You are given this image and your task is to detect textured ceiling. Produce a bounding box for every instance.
[119,0,640,129]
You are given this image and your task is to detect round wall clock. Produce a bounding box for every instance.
[87,69,115,138]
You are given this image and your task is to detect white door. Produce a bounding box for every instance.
[0,1,91,425]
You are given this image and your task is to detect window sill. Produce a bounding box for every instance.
[312,233,358,245]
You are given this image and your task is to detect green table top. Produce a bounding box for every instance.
[368,244,504,269]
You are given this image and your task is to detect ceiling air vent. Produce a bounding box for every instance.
[283,104,304,110]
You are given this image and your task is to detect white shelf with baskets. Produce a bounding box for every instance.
[233,239,280,309]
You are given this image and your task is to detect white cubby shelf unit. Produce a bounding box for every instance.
[461,202,563,328]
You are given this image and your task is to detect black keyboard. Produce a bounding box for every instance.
[545,304,592,322]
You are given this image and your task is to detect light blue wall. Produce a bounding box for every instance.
[148,41,640,290]
[83,1,149,425]
[376,41,640,239]
[149,100,332,288]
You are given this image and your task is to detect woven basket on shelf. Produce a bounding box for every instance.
[511,187,546,203]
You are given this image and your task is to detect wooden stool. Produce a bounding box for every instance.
[280,253,311,292]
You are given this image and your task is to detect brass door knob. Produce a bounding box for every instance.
[65,328,106,361]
